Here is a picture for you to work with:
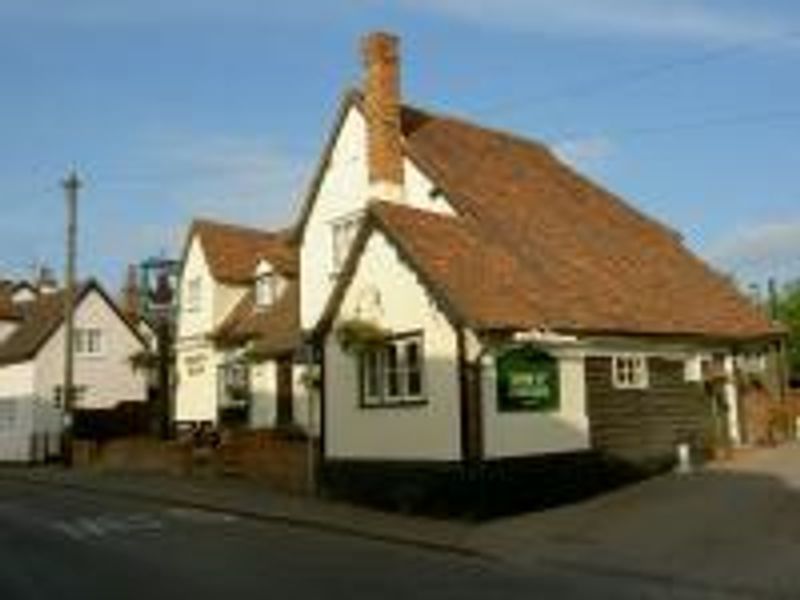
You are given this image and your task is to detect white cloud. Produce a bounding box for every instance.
[552,136,615,168]
[396,0,794,44]
[707,220,800,281]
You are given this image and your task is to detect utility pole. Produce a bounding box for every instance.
[768,277,779,320]
[62,170,81,466]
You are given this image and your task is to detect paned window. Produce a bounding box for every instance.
[612,355,649,389]
[360,333,425,407]
[75,329,103,357]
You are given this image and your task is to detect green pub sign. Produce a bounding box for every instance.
[496,347,559,412]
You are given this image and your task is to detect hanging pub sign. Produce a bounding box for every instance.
[496,346,560,412]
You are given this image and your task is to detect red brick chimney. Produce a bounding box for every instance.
[122,264,140,319]
[362,31,404,202]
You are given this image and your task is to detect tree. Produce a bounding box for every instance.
[776,280,800,385]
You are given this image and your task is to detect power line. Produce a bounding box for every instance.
[545,107,800,144]
[470,29,800,118]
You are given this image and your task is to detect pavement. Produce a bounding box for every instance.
[4,443,800,598]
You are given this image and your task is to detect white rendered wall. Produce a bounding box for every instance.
[292,363,318,436]
[175,341,223,423]
[299,105,455,332]
[0,394,34,462]
[324,230,461,461]
[174,235,246,424]
[249,360,277,428]
[482,348,590,459]
[0,321,18,345]
[0,362,36,397]
[35,289,148,410]
[177,238,215,338]
[0,364,60,462]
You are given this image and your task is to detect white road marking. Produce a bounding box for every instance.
[51,521,89,540]
[50,513,165,541]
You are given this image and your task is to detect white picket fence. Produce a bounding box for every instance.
[0,396,63,463]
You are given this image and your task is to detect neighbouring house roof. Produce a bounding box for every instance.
[186,219,302,355]
[0,280,148,366]
[213,281,300,358]
[315,93,780,341]
[0,282,20,321]
[187,219,298,286]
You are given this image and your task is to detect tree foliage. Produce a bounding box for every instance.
[776,280,800,384]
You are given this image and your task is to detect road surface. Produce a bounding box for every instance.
[0,477,747,599]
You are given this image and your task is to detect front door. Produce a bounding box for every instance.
[276,357,294,427]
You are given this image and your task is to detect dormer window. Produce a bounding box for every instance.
[255,272,280,308]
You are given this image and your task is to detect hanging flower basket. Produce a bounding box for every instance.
[299,366,322,391]
[335,318,390,355]
[128,350,159,373]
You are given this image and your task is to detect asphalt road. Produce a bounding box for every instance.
[0,478,752,599]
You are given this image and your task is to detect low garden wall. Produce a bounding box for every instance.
[73,428,314,495]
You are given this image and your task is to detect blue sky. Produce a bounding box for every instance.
[1,0,798,295]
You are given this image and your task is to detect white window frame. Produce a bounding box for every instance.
[184,277,202,312]
[361,333,425,407]
[736,351,767,374]
[54,385,88,407]
[255,272,280,308]
[75,328,104,358]
[331,211,364,274]
[612,354,649,389]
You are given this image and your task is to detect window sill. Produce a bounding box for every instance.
[497,406,560,414]
[359,398,428,410]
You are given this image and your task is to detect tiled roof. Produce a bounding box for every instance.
[190,219,298,285]
[0,281,148,366]
[0,282,20,321]
[351,104,778,339]
[213,281,300,357]
[0,285,82,365]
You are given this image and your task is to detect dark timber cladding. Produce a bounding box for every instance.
[586,356,713,466]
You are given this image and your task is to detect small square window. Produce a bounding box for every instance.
[612,355,648,389]
[75,329,103,357]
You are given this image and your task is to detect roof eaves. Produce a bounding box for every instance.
[312,203,472,339]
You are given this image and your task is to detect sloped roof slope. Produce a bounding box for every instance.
[213,282,300,358]
[394,105,776,338]
[190,219,297,285]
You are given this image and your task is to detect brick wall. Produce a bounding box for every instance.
[74,429,314,495]
[216,429,313,494]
